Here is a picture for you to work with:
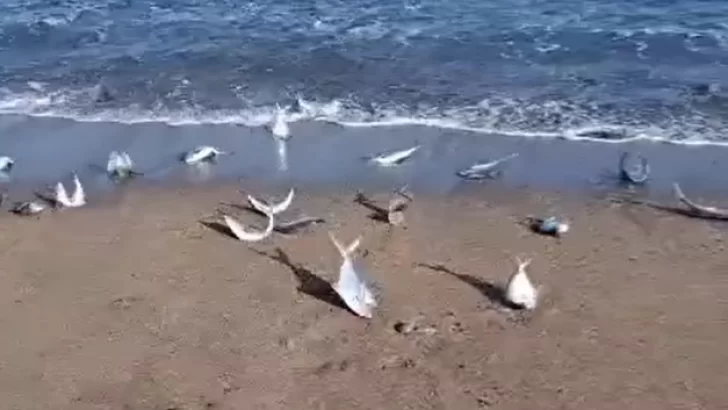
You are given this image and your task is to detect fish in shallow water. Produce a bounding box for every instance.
[183,146,229,165]
[619,152,650,184]
[365,145,421,167]
[457,153,519,180]
[268,104,291,141]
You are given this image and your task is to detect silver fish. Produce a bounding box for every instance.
[457,153,519,180]
[365,145,421,167]
[619,152,649,184]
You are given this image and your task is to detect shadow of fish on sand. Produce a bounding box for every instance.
[199,220,239,240]
[254,247,352,314]
[417,263,523,310]
[353,191,389,223]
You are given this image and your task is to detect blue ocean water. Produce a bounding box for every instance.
[1,0,728,144]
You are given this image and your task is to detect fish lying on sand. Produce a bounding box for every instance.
[526,216,569,237]
[242,187,325,234]
[182,146,229,165]
[223,203,275,242]
[505,257,538,310]
[330,232,378,318]
[619,152,650,184]
[457,153,519,180]
[11,201,45,216]
[364,145,421,167]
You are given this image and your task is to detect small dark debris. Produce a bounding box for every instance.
[450,321,466,334]
[110,296,141,310]
[393,321,411,334]
[402,358,416,368]
[476,396,492,408]
[338,360,350,371]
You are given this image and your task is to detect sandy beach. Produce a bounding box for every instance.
[0,182,726,409]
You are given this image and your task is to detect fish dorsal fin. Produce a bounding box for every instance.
[71,174,86,206]
[223,212,274,242]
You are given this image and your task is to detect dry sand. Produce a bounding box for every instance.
[0,183,726,410]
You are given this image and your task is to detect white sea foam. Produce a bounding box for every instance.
[1,87,728,147]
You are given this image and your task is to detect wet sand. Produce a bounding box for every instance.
[0,183,726,410]
[3,114,728,201]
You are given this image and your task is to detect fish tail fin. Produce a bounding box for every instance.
[55,182,69,206]
[619,151,628,171]
[515,256,532,271]
[641,156,650,173]
[346,236,362,255]
[248,194,272,215]
[503,152,520,162]
[329,232,347,258]
[329,232,361,258]
[673,183,685,200]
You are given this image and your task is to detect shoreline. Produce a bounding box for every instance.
[1,114,728,204]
